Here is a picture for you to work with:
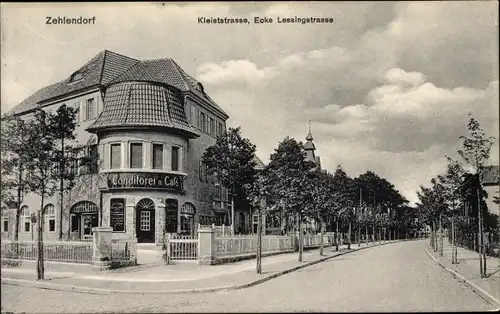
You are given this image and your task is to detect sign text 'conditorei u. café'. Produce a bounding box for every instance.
[107,172,184,191]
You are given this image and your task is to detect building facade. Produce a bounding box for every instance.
[2,50,232,244]
[481,165,499,217]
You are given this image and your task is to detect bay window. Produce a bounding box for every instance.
[110,143,122,169]
[171,146,179,171]
[130,143,143,168]
[152,144,164,169]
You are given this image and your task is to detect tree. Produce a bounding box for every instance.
[202,127,257,233]
[438,157,465,263]
[331,165,355,250]
[1,114,33,241]
[457,114,495,278]
[263,137,315,261]
[245,173,270,273]
[47,104,78,240]
[307,169,336,255]
[416,178,448,252]
[24,110,59,280]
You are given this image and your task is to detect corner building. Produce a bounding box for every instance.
[4,50,230,244]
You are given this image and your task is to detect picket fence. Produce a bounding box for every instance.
[164,234,198,261]
[1,240,94,264]
[1,237,138,267]
[163,231,336,264]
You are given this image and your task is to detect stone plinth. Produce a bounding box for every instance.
[92,227,113,264]
[197,227,215,265]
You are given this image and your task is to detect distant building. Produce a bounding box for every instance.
[481,165,499,217]
[1,50,232,244]
[304,127,321,170]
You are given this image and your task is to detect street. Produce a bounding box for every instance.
[1,240,496,312]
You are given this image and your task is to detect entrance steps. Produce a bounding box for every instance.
[136,243,164,266]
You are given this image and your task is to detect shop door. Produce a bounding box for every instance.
[81,214,98,240]
[136,198,156,243]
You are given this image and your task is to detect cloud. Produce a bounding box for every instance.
[197,60,278,87]
[384,68,426,86]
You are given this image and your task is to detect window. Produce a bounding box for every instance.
[77,148,87,175]
[88,145,98,173]
[86,98,95,120]
[215,183,222,199]
[218,122,224,136]
[152,144,163,169]
[110,143,122,169]
[73,102,81,122]
[130,143,143,168]
[199,112,206,132]
[70,72,83,83]
[209,117,215,136]
[44,204,56,232]
[171,146,179,171]
[71,215,79,232]
[21,206,30,232]
[80,100,87,122]
[199,161,208,182]
[190,104,196,125]
[1,208,8,232]
[140,211,151,231]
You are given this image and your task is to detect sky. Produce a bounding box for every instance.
[1,2,499,205]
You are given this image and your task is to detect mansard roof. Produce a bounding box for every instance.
[9,50,228,118]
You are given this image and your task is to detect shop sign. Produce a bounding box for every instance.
[71,201,98,214]
[110,198,125,232]
[107,172,184,192]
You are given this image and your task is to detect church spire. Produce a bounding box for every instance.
[306,120,314,141]
[304,121,315,153]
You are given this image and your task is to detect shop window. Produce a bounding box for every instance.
[152,144,163,169]
[171,146,179,171]
[110,143,122,169]
[71,215,79,232]
[44,204,56,232]
[21,206,30,232]
[130,143,143,169]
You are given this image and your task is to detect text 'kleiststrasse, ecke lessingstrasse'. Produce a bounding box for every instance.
[197,16,334,25]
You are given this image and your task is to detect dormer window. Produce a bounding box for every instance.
[195,83,204,93]
[70,71,83,83]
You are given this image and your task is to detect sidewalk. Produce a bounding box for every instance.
[2,240,401,294]
[426,239,500,306]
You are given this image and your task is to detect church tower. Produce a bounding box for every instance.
[304,123,316,163]
[304,121,321,169]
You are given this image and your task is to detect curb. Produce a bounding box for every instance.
[2,240,408,295]
[425,248,500,307]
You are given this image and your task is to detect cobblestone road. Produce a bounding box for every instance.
[2,240,497,312]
